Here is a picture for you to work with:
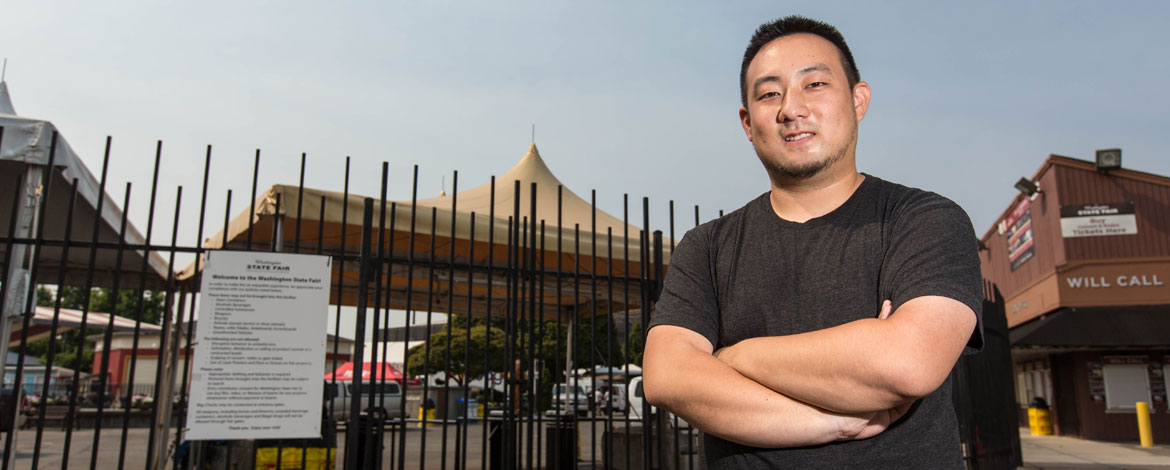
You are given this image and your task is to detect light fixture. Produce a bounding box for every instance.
[1014,178,1041,200]
[1095,148,1121,173]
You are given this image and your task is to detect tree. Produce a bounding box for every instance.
[406,325,507,386]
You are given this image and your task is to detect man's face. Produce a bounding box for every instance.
[739,33,870,182]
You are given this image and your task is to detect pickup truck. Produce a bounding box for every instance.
[324,381,404,422]
[549,383,591,416]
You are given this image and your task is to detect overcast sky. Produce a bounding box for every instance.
[4,1,1169,332]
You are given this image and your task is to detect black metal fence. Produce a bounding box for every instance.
[0,129,1019,469]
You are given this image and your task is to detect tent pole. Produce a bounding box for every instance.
[0,165,42,470]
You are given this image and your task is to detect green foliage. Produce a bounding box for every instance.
[406,325,507,385]
[624,322,645,367]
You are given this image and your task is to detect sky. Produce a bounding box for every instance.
[3,1,1169,332]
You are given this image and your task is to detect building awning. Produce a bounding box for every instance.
[1010,305,1170,347]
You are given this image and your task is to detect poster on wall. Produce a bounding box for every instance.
[1087,362,1105,402]
[186,251,331,440]
[1059,202,1137,238]
[1005,198,1036,271]
[1152,363,1167,404]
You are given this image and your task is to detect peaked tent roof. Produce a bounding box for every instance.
[0,81,17,115]
[0,81,170,289]
[415,143,639,237]
[178,143,671,319]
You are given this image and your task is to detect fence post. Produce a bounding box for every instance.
[343,198,375,470]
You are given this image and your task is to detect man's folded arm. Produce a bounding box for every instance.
[715,295,976,413]
[642,324,906,448]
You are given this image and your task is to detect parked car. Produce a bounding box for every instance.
[627,377,688,427]
[324,381,404,421]
[549,382,591,416]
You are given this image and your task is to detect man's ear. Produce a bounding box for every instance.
[739,107,753,142]
[853,81,871,122]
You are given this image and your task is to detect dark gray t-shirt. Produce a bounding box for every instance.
[649,175,984,469]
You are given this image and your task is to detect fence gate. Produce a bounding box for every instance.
[952,281,1023,470]
[2,131,711,469]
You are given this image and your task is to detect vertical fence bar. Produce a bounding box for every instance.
[571,222,580,469]
[536,218,546,470]
[385,200,400,469]
[294,153,306,253]
[366,162,388,470]
[441,171,458,470]
[479,177,495,470]
[170,144,212,468]
[329,157,350,424]
[61,136,112,467]
[502,215,514,469]
[145,185,182,470]
[0,173,24,470]
[639,197,652,470]
[246,150,260,250]
[419,206,438,470]
[589,190,598,470]
[604,225,614,470]
[396,165,419,470]
[117,141,163,470]
[622,193,632,470]
[507,179,520,469]
[526,182,538,470]
[87,183,132,470]
[32,178,79,467]
[343,198,374,470]
[553,186,564,467]
[458,211,476,470]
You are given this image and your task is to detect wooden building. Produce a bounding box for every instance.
[978,153,1170,443]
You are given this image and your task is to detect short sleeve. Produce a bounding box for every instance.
[648,225,721,348]
[882,193,985,354]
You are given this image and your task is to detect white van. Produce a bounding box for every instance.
[627,377,688,427]
[324,381,405,421]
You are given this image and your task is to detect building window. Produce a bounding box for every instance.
[1017,368,1051,407]
[1102,364,1150,412]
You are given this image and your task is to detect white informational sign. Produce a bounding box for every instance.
[1059,202,1138,238]
[186,251,331,440]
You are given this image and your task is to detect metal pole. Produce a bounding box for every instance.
[0,166,43,387]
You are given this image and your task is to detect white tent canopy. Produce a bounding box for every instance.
[0,80,170,290]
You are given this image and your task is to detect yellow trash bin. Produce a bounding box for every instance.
[1027,397,1053,436]
[418,407,436,427]
[254,447,336,470]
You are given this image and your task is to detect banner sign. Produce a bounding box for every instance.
[187,251,331,440]
[1005,198,1035,271]
[1059,202,1137,238]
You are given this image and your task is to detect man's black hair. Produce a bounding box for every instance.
[739,16,861,108]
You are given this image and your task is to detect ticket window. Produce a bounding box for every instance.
[1102,364,1151,412]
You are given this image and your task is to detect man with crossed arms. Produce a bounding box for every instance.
[643,16,983,469]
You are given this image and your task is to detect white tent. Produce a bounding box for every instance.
[0,80,170,383]
[0,80,170,290]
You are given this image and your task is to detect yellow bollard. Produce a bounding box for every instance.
[1136,401,1153,447]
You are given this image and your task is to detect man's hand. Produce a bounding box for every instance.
[713,295,976,413]
[833,400,914,441]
